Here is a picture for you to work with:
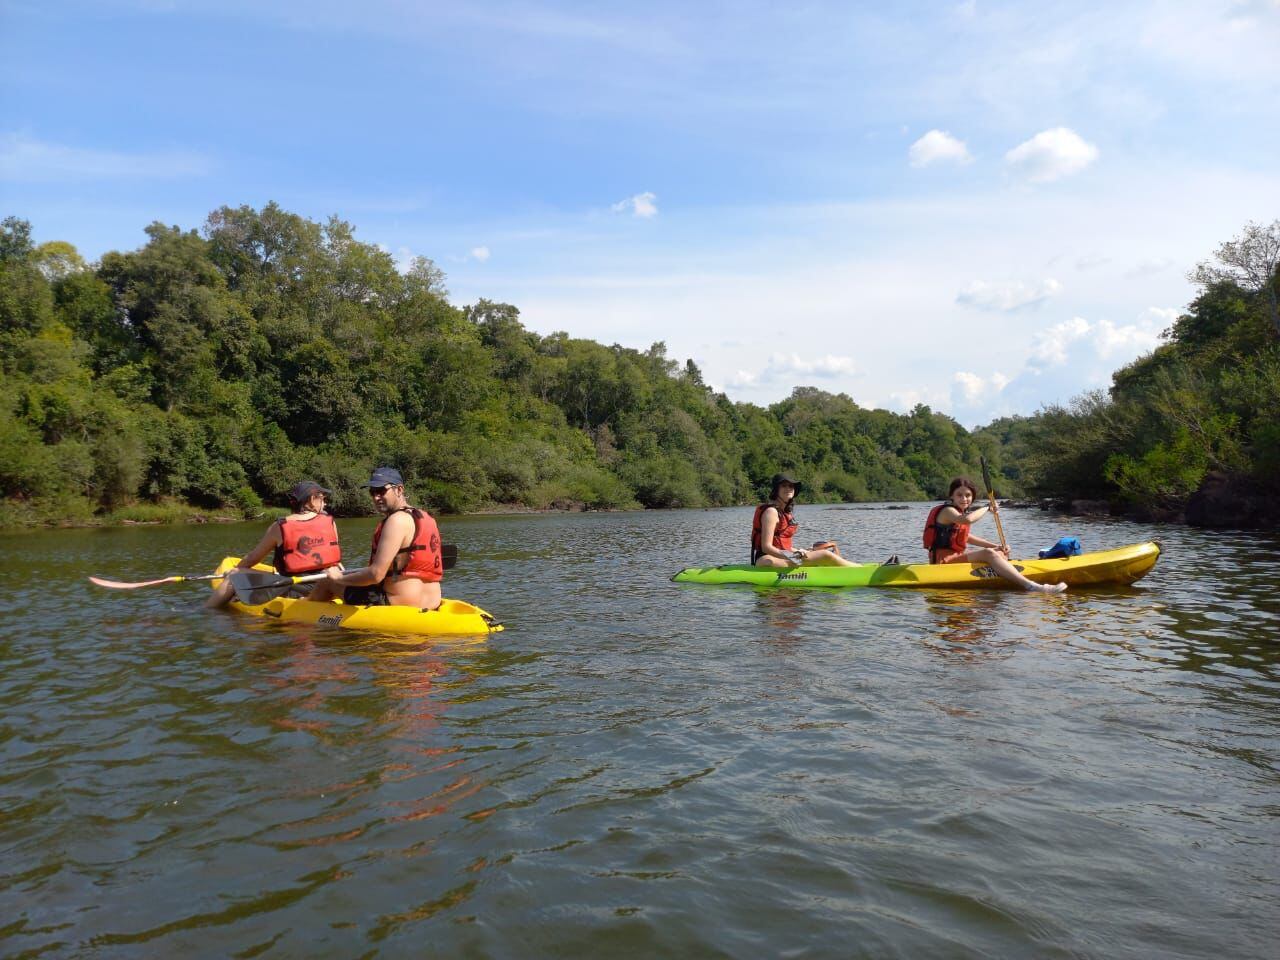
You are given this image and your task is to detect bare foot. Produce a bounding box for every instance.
[1029,581,1068,594]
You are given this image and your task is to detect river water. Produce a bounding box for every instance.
[1,505,1277,958]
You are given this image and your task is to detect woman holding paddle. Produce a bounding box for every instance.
[204,481,343,608]
[751,473,855,568]
[926,477,1066,593]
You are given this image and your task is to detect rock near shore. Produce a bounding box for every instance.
[1185,471,1280,529]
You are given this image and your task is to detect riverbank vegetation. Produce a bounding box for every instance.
[2,208,1275,528]
[0,205,1010,527]
[982,220,1280,527]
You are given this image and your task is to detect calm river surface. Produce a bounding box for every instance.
[2,505,1278,958]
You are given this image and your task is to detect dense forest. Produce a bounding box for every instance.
[0,204,1009,526]
[1,207,1276,528]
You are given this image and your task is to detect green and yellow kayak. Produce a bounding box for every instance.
[672,541,1160,590]
[213,557,502,636]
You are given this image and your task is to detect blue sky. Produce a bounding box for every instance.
[3,0,1278,425]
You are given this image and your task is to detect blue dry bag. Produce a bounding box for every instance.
[1038,536,1082,559]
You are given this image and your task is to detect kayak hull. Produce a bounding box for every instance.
[672,541,1161,590]
[214,557,502,636]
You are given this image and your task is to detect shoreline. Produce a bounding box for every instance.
[4,497,1276,533]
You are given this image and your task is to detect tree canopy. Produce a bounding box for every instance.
[0,205,1013,526]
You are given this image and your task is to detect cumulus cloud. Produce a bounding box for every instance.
[1004,127,1099,182]
[956,277,1061,311]
[908,129,973,168]
[726,352,857,387]
[0,132,209,181]
[470,245,491,262]
[1025,313,1164,370]
[611,191,658,218]
[952,370,1009,404]
[942,309,1174,424]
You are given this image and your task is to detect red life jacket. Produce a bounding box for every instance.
[923,503,969,562]
[371,507,443,583]
[750,503,799,562]
[274,513,342,574]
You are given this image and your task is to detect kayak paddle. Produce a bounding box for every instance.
[225,570,330,606]
[979,456,1009,552]
[90,573,223,590]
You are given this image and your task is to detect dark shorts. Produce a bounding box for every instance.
[342,585,390,606]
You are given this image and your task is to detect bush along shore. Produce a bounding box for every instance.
[2,209,1276,530]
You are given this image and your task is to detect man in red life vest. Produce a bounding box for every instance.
[308,467,444,609]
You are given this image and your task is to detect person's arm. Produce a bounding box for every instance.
[237,522,283,570]
[759,508,802,564]
[938,505,988,527]
[324,513,411,586]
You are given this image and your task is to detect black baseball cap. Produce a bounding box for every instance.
[770,473,803,495]
[287,481,331,503]
[362,466,405,488]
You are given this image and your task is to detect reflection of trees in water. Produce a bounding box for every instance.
[921,592,1019,661]
[240,632,504,845]
[754,588,806,649]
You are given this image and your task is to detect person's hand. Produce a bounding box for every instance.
[998,544,1010,556]
[792,548,808,564]
[325,566,345,582]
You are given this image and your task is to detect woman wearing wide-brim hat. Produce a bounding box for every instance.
[750,473,855,569]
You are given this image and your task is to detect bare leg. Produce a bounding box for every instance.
[306,580,342,602]
[755,555,791,569]
[204,578,236,609]
[968,548,1067,593]
[801,548,857,568]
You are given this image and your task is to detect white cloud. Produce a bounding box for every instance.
[1125,257,1173,277]
[952,370,1009,404]
[1027,313,1164,369]
[1075,253,1110,270]
[956,277,1061,311]
[470,245,491,262]
[0,132,210,181]
[908,129,973,168]
[1004,127,1099,183]
[611,191,658,218]
[726,351,857,387]
[947,309,1174,423]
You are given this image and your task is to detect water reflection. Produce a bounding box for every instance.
[753,588,807,648]
[4,510,1280,958]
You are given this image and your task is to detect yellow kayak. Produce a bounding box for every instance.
[672,541,1161,589]
[213,557,503,636]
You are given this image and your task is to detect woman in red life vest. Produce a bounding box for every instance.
[927,477,1067,593]
[308,467,444,609]
[205,480,343,608]
[751,473,856,569]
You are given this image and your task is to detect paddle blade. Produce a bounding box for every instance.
[227,570,326,606]
[980,456,996,497]
[442,543,458,570]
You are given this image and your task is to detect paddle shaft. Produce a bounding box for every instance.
[90,573,222,590]
[980,456,1009,552]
